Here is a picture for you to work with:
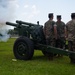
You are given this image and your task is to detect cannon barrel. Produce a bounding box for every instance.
[0,33,2,36]
[6,22,18,27]
[16,20,39,26]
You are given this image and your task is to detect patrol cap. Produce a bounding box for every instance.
[57,15,61,19]
[48,13,53,18]
[71,13,75,19]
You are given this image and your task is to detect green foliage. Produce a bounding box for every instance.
[0,38,75,75]
[8,29,18,35]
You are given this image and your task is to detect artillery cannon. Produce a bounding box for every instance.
[6,20,75,63]
[0,33,2,36]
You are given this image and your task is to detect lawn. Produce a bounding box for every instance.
[0,38,75,75]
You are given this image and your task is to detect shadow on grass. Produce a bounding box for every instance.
[32,55,74,65]
[32,55,48,61]
[0,49,6,52]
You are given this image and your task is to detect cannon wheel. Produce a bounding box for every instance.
[13,36,34,60]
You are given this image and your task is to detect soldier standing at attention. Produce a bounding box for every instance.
[55,15,66,57]
[66,13,75,63]
[43,13,57,60]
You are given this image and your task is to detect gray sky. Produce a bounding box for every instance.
[0,0,75,26]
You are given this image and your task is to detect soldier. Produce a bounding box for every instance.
[43,13,57,60]
[55,15,66,57]
[66,13,75,63]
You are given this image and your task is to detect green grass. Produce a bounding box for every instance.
[0,38,75,75]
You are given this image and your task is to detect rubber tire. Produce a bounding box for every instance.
[13,36,34,60]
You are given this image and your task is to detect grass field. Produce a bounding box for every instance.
[0,38,75,75]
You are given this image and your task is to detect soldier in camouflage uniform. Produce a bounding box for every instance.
[43,13,57,60]
[55,15,66,57]
[66,13,75,63]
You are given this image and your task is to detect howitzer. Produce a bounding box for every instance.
[16,20,40,26]
[6,21,45,44]
[0,33,2,36]
[6,20,75,63]
[6,22,19,27]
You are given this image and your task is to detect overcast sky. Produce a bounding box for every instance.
[0,0,75,26]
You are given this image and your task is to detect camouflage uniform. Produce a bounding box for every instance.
[55,15,66,57]
[43,13,57,60]
[66,13,75,63]
[56,21,66,49]
[66,20,75,42]
[43,20,56,46]
[66,20,75,51]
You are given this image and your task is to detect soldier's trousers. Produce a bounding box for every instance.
[55,38,65,49]
[68,41,75,62]
[46,38,56,58]
[46,38,56,46]
[68,41,75,51]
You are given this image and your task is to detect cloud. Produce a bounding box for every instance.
[0,0,19,41]
[23,4,40,22]
[0,0,19,22]
[31,5,40,15]
[24,4,29,8]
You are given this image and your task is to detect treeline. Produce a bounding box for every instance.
[8,29,18,37]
